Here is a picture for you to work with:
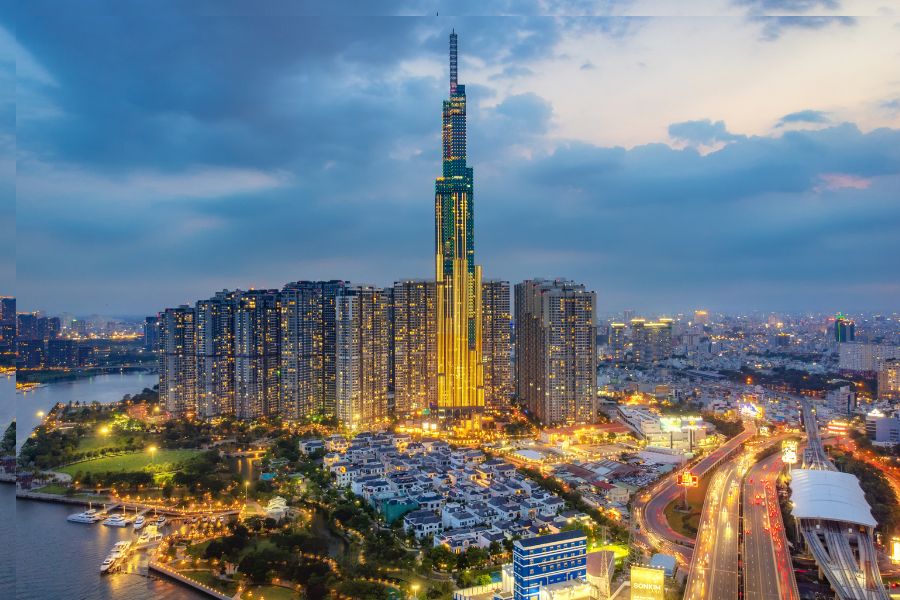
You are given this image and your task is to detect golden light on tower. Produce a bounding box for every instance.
[434,30,484,417]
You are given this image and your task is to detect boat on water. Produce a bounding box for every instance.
[102,514,130,527]
[133,515,145,530]
[156,515,166,526]
[67,508,102,524]
[100,541,132,575]
[136,527,163,548]
[99,557,115,574]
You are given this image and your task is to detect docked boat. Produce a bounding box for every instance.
[156,515,166,526]
[67,508,101,524]
[99,557,115,574]
[102,514,130,527]
[133,515,145,530]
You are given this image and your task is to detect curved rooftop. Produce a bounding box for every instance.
[790,469,876,528]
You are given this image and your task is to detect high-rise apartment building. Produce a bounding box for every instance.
[435,31,484,415]
[159,306,197,416]
[482,279,512,411]
[513,530,588,600]
[196,291,238,419]
[143,315,160,353]
[515,279,597,426]
[335,286,390,430]
[392,279,437,418]
[234,290,281,420]
[608,322,626,362]
[280,280,349,420]
[631,318,673,364]
[879,359,900,401]
[834,313,855,343]
[0,297,15,364]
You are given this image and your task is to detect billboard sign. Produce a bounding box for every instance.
[631,565,665,600]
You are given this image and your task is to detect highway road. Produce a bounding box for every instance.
[633,421,756,567]
[683,453,745,600]
[742,452,800,600]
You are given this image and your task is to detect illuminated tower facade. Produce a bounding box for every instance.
[435,30,484,414]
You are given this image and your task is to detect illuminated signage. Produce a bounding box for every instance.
[631,565,665,600]
[892,538,900,563]
[740,403,764,419]
[679,471,699,488]
[659,417,683,433]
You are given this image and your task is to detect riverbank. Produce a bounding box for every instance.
[17,364,157,385]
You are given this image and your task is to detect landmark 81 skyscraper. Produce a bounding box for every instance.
[435,31,484,414]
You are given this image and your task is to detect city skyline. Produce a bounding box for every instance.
[4,4,900,314]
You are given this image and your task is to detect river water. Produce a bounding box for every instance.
[9,372,208,599]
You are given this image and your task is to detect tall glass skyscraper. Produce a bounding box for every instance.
[435,31,484,414]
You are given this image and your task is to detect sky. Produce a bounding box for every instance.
[2,0,900,316]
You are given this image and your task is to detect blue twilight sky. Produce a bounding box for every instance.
[2,1,900,316]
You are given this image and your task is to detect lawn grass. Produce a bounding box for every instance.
[59,448,201,476]
[663,476,710,539]
[187,540,212,559]
[247,584,300,600]
[33,484,70,495]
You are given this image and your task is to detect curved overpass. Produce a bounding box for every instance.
[633,421,756,565]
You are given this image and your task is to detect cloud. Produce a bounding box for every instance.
[489,65,534,80]
[734,0,841,11]
[580,61,596,70]
[815,172,871,191]
[881,98,900,115]
[668,119,745,146]
[8,11,900,313]
[776,109,830,126]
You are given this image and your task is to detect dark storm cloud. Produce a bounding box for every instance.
[7,13,900,313]
[0,33,13,294]
[476,123,900,310]
[776,109,830,126]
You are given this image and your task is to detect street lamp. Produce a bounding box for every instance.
[410,583,420,600]
[148,445,158,465]
[245,480,250,503]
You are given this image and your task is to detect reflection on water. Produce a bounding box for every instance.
[14,488,205,600]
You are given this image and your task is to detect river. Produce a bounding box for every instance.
[16,372,158,449]
[10,371,208,599]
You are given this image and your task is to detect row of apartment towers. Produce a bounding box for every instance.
[153,278,597,430]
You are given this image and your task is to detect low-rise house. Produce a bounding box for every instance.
[404,509,443,539]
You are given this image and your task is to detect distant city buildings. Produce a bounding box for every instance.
[515,279,597,426]
[608,322,626,362]
[143,315,160,353]
[834,313,856,343]
[631,318,673,365]
[839,341,900,374]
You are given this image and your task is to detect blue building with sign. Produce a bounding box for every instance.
[512,530,587,600]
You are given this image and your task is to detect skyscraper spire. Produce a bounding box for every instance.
[449,29,458,95]
[435,30,483,417]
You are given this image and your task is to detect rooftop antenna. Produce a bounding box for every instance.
[449,29,458,95]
